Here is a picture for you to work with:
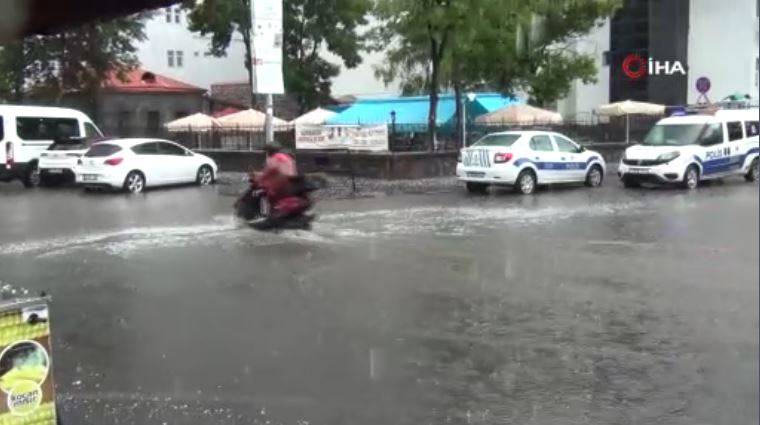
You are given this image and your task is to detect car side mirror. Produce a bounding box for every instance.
[185,150,194,156]
[576,146,585,153]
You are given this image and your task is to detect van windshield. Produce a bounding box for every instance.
[641,124,706,146]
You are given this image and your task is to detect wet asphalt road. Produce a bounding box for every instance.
[0,178,757,425]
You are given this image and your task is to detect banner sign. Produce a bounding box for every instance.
[296,125,389,151]
[251,0,284,94]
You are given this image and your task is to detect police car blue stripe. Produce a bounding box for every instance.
[694,147,760,175]
[513,155,601,171]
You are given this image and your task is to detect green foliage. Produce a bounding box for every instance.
[373,0,621,132]
[0,15,146,103]
[185,0,372,112]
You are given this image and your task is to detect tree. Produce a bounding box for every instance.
[184,0,372,113]
[373,0,470,150]
[0,15,146,112]
[184,0,255,106]
[373,0,620,147]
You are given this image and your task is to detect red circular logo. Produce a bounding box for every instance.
[622,54,647,80]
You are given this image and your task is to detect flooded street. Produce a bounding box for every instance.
[0,181,757,424]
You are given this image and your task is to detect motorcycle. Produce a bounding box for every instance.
[234,174,319,231]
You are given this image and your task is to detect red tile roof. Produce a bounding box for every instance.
[103,69,205,94]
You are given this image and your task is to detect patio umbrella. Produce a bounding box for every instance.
[597,100,665,143]
[165,113,221,132]
[289,107,337,125]
[217,108,289,131]
[475,104,563,125]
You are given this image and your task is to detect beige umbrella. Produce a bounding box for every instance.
[475,104,564,125]
[597,100,665,143]
[218,108,289,131]
[165,113,220,132]
[289,107,337,125]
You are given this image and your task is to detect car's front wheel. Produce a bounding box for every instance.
[745,158,758,182]
[585,165,604,187]
[196,165,214,186]
[123,171,145,194]
[682,165,699,190]
[515,169,536,195]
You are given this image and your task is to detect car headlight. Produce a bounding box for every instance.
[657,151,680,162]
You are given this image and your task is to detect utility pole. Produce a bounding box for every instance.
[265,94,274,144]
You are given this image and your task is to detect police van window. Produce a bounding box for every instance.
[745,121,759,137]
[700,123,724,146]
[554,136,578,153]
[726,121,744,141]
[530,135,554,152]
[16,117,81,141]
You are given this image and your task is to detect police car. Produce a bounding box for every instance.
[618,109,760,189]
[456,131,606,194]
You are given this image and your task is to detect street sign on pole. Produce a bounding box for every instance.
[696,76,711,105]
[250,0,284,144]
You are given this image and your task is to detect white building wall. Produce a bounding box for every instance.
[556,19,611,121]
[135,7,249,90]
[687,0,759,104]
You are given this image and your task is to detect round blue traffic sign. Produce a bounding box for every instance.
[696,77,711,94]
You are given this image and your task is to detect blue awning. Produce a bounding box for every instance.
[325,93,520,129]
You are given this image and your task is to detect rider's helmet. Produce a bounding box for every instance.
[263,142,283,157]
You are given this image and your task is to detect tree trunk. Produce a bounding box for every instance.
[454,80,462,149]
[12,41,25,103]
[242,29,255,109]
[427,39,440,152]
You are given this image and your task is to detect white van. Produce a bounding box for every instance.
[0,105,101,187]
[618,108,760,189]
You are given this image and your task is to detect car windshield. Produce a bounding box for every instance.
[641,124,706,146]
[84,143,121,157]
[471,134,520,147]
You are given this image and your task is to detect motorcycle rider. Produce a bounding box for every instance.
[254,143,311,226]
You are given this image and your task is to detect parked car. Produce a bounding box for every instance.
[38,136,108,185]
[0,105,101,187]
[456,131,606,194]
[74,138,218,194]
[618,108,760,189]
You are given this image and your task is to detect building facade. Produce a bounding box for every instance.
[558,0,759,119]
[135,7,249,90]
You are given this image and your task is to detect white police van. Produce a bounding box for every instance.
[618,108,760,189]
[0,105,100,188]
[456,130,606,194]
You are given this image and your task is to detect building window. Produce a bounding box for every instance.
[755,56,759,88]
[174,8,181,23]
[167,50,175,67]
[165,8,172,23]
[176,51,184,68]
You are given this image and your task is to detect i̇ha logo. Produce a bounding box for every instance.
[622,53,686,80]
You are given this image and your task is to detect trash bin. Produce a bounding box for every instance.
[0,297,57,425]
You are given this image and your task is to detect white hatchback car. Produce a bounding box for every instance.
[74,138,218,193]
[456,131,606,194]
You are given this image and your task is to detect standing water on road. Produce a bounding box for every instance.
[0,184,757,424]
